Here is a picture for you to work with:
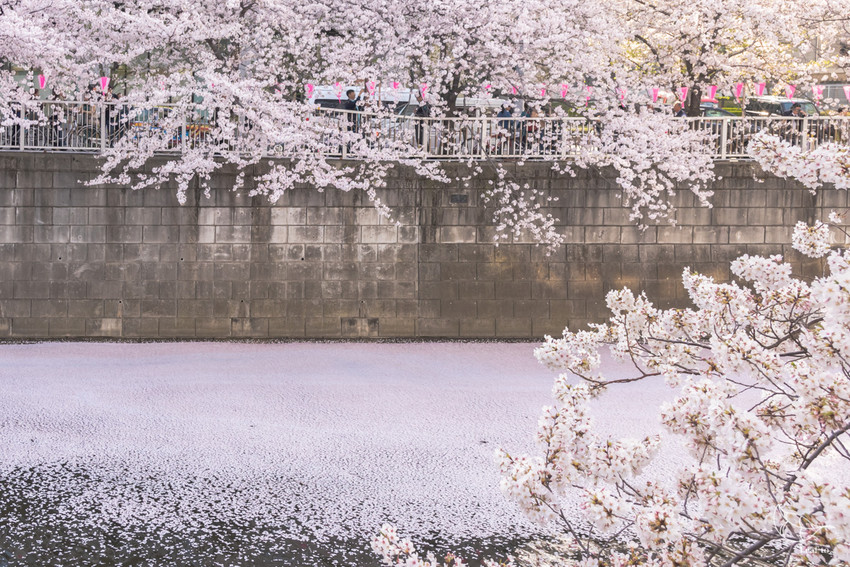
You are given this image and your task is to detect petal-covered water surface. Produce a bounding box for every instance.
[0,342,678,566]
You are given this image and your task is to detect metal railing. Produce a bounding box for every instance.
[2,100,849,160]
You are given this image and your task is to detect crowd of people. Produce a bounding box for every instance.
[6,81,850,155]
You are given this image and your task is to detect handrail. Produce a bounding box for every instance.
[1,100,849,160]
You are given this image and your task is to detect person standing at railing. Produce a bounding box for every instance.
[672,102,686,117]
[497,102,515,129]
[496,102,517,154]
[49,90,65,147]
[9,103,22,148]
[779,102,807,146]
[837,107,850,143]
[520,107,541,153]
[783,102,807,118]
[343,84,366,133]
[104,89,119,146]
[414,92,430,148]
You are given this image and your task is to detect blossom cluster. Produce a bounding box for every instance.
[750,132,850,192]
[496,217,850,565]
[4,0,848,248]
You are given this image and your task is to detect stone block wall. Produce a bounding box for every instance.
[0,153,838,339]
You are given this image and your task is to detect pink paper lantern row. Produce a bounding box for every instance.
[734,83,744,100]
[756,82,766,96]
[100,76,110,94]
[785,84,796,99]
[38,74,46,89]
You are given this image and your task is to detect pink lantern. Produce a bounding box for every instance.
[38,74,46,89]
[335,81,342,103]
[511,86,517,95]
[651,87,659,103]
[540,87,546,98]
[844,85,850,102]
[100,76,110,94]
[367,81,376,96]
[392,81,400,90]
[734,83,744,100]
[585,85,593,106]
[306,83,314,98]
[811,85,823,101]
[679,87,688,102]
[785,84,796,99]
[560,84,568,98]
[707,85,717,100]
[420,83,428,97]
[756,82,766,96]
[485,83,491,92]
[618,87,627,101]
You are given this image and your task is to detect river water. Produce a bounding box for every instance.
[0,342,676,566]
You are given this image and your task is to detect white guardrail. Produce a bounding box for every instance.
[1,101,849,160]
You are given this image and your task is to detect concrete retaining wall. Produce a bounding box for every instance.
[0,153,837,339]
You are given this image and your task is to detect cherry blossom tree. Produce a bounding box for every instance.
[374,212,850,565]
[0,0,847,244]
[608,0,849,116]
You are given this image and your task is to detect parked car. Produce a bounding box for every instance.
[744,96,820,117]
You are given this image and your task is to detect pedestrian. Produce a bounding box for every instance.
[520,107,540,152]
[780,102,807,145]
[783,102,806,118]
[104,88,118,145]
[496,102,517,154]
[414,92,430,147]
[672,102,686,117]
[343,83,366,133]
[497,102,515,128]
[838,107,850,143]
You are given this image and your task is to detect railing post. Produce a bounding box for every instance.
[479,118,487,158]
[100,103,107,151]
[801,117,809,152]
[19,100,24,151]
[720,118,728,160]
[181,112,187,153]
